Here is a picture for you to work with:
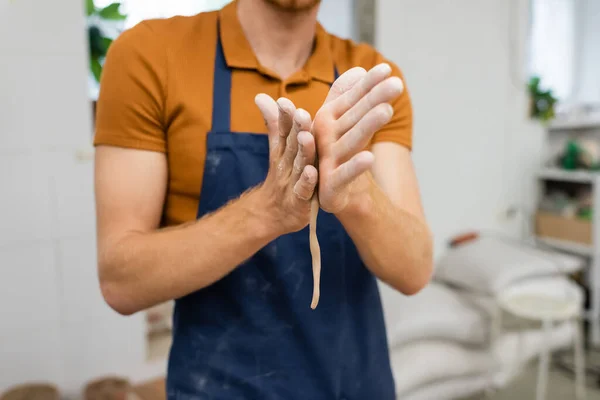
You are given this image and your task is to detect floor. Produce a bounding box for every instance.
[468,351,600,400]
[133,368,600,400]
[147,331,600,399]
[476,368,597,399]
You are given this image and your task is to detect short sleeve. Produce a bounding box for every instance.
[93,21,167,153]
[370,53,413,150]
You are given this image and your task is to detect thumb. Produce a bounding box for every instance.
[255,93,280,151]
[324,67,367,104]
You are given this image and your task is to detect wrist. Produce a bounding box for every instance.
[241,186,286,241]
[336,174,376,220]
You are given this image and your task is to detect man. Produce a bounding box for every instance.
[94,0,433,398]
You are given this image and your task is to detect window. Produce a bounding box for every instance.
[528,0,576,102]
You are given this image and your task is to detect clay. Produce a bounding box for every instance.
[309,194,322,309]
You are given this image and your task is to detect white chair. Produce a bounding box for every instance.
[494,277,586,400]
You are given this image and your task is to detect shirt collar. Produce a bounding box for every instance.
[219,1,336,84]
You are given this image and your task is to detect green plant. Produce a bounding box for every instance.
[528,76,558,122]
[86,0,127,82]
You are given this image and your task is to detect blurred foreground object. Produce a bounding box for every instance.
[132,378,165,400]
[0,383,59,400]
[84,376,133,400]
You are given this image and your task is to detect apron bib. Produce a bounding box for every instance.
[166,19,395,400]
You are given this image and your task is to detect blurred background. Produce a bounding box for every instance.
[1,0,600,399]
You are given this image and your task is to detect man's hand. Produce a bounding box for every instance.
[95,95,320,315]
[254,94,319,235]
[312,64,404,213]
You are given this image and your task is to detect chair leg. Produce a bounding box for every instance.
[485,304,503,397]
[536,319,552,400]
[574,319,586,400]
[491,304,503,344]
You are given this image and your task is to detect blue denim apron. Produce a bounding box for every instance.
[166,22,395,400]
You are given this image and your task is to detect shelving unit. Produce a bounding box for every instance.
[537,168,596,184]
[535,236,593,257]
[535,117,600,346]
[548,115,600,131]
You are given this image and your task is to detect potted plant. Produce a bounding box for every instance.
[528,75,558,123]
[86,0,127,83]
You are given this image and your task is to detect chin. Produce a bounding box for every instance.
[263,0,321,12]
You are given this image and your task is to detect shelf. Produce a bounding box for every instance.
[549,116,600,131]
[537,168,599,183]
[535,236,593,257]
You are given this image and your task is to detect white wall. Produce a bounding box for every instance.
[377,0,545,257]
[0,0,146,397]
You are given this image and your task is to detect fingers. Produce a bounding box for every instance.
[283,109,312,171]
[334,103,393,163]
[291,130,316,184]
[323,67,367,104]
[326,63,394,119]
[330,151,374,191]
[255,94,280,154]
[276,98,296,158]
[293,165,318,201]
[336,76,403,136]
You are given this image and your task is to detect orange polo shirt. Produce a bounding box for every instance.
[94,1,413,228]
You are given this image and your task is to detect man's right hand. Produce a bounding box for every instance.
[254,94,317,236]
[95,94,320,315]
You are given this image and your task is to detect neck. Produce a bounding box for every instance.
[237,0,320,79]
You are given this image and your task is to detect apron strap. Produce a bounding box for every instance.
[211,20,341,134]
[211,20,233,133]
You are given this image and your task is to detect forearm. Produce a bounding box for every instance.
[99,188,278,315]
[336,177,434,295]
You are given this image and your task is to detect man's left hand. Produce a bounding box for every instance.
[312,63,404,214]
